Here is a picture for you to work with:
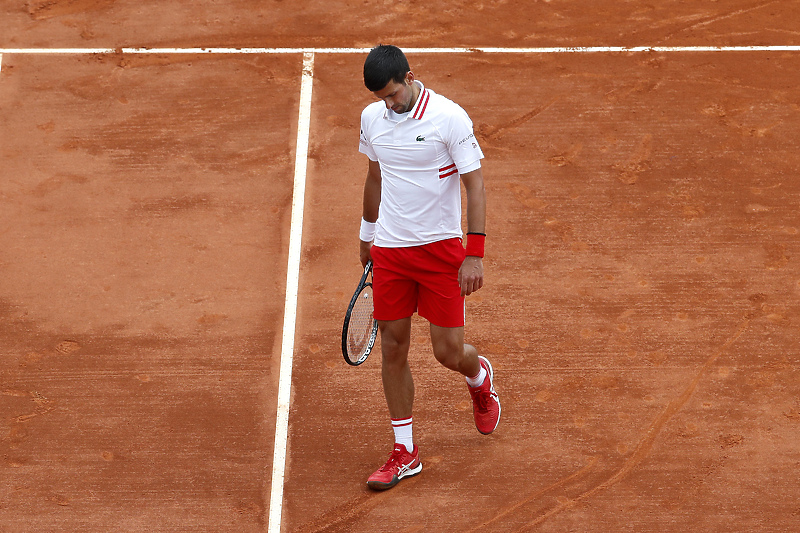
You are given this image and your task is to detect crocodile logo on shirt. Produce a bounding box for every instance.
[415,135,425,142]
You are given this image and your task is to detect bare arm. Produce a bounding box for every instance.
[360,158,382,266]
[459,167,486,296]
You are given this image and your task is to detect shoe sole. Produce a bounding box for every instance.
[367,462,422,491]
[477,355,501,435]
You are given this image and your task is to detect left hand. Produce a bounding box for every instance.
[458,256,484,296]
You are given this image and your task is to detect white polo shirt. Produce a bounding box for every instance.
[359,81,484,247]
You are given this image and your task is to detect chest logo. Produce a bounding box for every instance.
[415,135,425,142]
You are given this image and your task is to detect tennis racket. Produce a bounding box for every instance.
[342,260,378,366]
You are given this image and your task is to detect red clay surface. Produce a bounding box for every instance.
[3,0,800,49]
[1,53,299,530]
[2,2,800,532]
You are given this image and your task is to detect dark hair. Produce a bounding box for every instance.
[363,45,410,92]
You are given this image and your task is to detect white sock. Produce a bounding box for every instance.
[466,366,487,388]
[392,417,413,453]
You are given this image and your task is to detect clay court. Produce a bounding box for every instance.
[2,1,799,532]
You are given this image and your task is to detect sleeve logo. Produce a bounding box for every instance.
[458,133,475,146]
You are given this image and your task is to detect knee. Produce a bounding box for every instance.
[382,332,409,353]
[380,323,411,365]
[382,343,409,368]
[432,340,465,370]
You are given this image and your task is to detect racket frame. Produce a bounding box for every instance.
[341,260,378,366]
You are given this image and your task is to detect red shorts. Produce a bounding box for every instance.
[371,238,466,328]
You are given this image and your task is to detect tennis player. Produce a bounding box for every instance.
[358,44,500,490]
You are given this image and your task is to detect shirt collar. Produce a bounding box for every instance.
[384,80,430,121]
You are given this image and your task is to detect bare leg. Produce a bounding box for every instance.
[378,317,414,419]
[429,324,481,377]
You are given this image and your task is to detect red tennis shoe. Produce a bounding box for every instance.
[367,444,422,490]
[468,356,501,434]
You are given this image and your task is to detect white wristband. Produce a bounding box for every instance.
[359,218,377,242]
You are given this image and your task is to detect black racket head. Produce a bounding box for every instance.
[342,261,377,366]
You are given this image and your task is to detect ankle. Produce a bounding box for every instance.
[466,366,487,388]
[392,417,413,453]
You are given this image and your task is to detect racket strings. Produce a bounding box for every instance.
[347,287,375,358]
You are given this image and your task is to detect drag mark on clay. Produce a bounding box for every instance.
[512,319,751,531]
[702,102,783,138]
[658,0,780,42]
[2,390,55,453]
[2,340,75,450]
[467,456,599,533]
[296,476,421,533]
[479,99,557,141]
[26,0,116,21]
[3,389,56,423]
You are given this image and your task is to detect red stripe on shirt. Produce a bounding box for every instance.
[439,163,457,178]
[417,91,430,119]
[439,168,458,179]
[412,89,425,119]
[413,89,430,120]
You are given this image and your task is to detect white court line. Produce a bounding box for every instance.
[1,46,800,55]
[268,51,314,533]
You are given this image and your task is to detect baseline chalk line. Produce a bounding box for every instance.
[1,46,799,55]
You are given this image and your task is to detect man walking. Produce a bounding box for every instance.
[357,45,501,490]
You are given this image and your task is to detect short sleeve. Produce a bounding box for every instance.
[359,110,379,161]
[444,106,484,173]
